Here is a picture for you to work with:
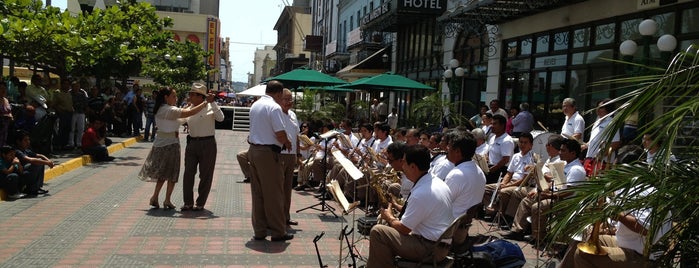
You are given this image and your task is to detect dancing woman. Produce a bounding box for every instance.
[138,87,211,209]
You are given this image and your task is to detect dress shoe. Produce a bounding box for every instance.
[253,236,266,241]
[294,184,310,191]
[180,205,193,211]
[36,189,49,194]
[271,234,294,242]
[503,231,525,241]
[287,220,298,226]
[241,177,250,183]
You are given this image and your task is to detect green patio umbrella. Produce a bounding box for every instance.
[299,85,355,92]
[337,72,435,91]
[268,67,348,88]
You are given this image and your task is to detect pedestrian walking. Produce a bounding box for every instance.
[138,87,211,210]
[247,80,294,242]
[181,83,224,211]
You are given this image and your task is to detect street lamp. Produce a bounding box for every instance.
[619,19,677,59]
[443,59,467,119]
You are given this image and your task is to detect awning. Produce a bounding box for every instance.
[336,47,388,78]
[437,0,585,35]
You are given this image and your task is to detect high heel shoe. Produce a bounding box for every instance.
[163,201,175,210]
[149,198,160,209]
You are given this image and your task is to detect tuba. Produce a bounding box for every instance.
[577,147,615,256]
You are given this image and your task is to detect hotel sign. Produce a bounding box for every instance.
[637,0,678,10]
[398,0,446,14]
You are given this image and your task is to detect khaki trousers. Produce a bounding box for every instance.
[571,235,648,268]
[367,224,434,268]
[248,144,286,238]
[500,186,534,217]
[236,150,251,179]
[512,195,552,240]
[280,153,296,222]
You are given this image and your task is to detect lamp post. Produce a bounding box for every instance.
[164,53,183,85]
[443,59,465,116]
[619,19,677,62]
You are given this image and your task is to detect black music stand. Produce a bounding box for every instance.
[297,136,338,217]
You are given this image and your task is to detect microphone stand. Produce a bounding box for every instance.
[296,137,338,217]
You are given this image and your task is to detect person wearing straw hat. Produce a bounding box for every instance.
[181,83,224,211]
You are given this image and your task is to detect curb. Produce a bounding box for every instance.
[44,137,141,181]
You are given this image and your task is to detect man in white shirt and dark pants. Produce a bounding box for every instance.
[247,80,294,242]
[279,88,299,226]
[181,83,224,211]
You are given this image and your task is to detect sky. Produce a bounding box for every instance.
[51,0,282,83]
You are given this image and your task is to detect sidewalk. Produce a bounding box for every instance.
[0,130,562,267]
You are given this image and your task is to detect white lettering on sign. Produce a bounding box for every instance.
[637,0,658,10]
[403,0,442,9]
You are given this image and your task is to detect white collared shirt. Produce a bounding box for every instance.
[186,102,224,138]
[562,111,585,140]
[586,116,620,159]
[248,95,287,146]
[282,110,299,155]
[401,173,454,242]
[445,161,486,218]
[487,133,514,166]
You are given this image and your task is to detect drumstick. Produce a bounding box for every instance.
[537,121,549,132]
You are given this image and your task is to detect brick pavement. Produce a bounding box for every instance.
[0,130,563,267]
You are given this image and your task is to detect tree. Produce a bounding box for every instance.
[141,40,211,86]
[409,92,470,131]
[547,44,699,266]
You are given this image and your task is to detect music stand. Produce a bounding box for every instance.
[328,150,365,266]
[296,131,338,217]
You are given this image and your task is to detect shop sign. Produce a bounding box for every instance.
[637,0,678,10]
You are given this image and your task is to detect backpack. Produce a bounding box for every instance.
[471,239,526,268]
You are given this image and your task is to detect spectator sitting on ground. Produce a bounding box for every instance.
[82,117,115,162]
[0,145,28,199]
[14,130,53,196]
[14,105,37,133]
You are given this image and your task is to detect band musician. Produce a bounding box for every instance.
[367,145,454,267]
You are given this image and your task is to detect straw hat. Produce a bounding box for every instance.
[189,83,207,96]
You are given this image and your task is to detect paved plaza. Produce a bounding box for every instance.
[0,130,562,267]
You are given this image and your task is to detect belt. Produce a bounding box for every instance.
[187,135,214,141]
[249,143,282,153]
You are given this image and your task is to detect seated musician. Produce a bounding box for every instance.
[485,114,514,184]
[482,132,534,221]
[299,122,336,189]
[429,132,453,181]
[384,142,411,199]
[337,123,375,199]
[372,123,394,168]
[581,99,621,176]
[492,133,537,218]
[443,129,486,218]
[504,138,585,242]
[326,119,359,181]
[507,134,564,240]
[367,145,454,267]
[471,128,489,160]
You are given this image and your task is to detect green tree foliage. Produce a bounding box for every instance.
[0,0,206,87]
[409,92,470,130]
[141,40,211,86]
[294,88,345,124]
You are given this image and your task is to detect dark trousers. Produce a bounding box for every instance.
[23,164,43,191]
[486,165,508,184]
[0,173,21,195]
[182,137,217,207]
[57,112,73,147]
[83,145,109,161]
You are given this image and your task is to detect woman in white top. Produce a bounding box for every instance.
[138,87,211,210]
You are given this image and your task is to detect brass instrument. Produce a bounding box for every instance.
[577,198,608,255]
[516,153,540,191]
[577,147,615,256]
[336,133,353,150]
[473,154,489,174]
[365,166,402,224]
[299,134,314,147]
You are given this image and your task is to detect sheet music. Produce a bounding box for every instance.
[319,130,339,140]
[535,160,548,191]
[548,161,566,189]
[473,154,489,174]
[326,180,351,213]
[332,150,364,181]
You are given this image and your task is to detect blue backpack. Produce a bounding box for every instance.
[471,239,526,268]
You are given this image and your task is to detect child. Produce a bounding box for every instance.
[0,145,26,199]
[82,117,115,162]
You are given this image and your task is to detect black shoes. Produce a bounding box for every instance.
[271,234,294,242]
[503,231,526,241]
[294,184,311,191]
[287,220,298,226]
[253,236,266,241]
[241,177,250,183]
